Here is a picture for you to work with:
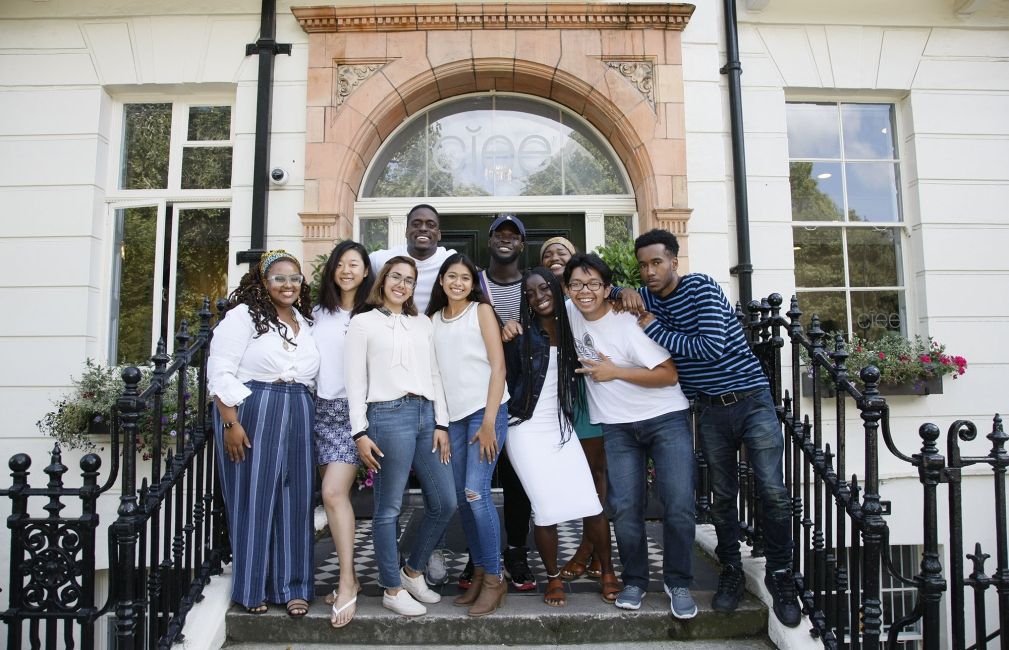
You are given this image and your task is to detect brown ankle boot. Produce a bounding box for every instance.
[468,572,506,617]
[453,568,485,606]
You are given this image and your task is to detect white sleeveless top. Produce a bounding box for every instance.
[431,302,509,422]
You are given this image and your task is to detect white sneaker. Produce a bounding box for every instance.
[382,589,427,616]
[426,548,449,585]
[400,567,442,604]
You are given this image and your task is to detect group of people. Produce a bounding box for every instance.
[206,204,803,630]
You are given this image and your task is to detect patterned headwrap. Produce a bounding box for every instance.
[539,236,577,261]
[259,249,301,276]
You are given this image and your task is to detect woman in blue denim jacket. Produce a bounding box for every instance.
[503,267,618,606]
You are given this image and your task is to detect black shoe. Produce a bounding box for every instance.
[711,564,746,613]
[502,547,536,591]
[764,568,802,627]
[458,556,475,589]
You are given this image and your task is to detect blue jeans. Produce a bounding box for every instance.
[695,388,793,571]
[603,409,695,590]
[449,407,508,575]
[367,396,456,589]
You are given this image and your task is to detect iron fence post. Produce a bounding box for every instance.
[113,366,143,649]
[857,366,886,648]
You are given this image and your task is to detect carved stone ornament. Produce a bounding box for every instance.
[336,63,386,106]
[605,61,655,108]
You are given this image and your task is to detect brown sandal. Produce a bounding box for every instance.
[286,598,309,618]
[586,555,603,580]
[544,576,566,607]
[559,550,591,580]
[600,572,621,603]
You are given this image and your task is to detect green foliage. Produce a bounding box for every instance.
[594,239,641,289]
[309,252,331,304]
[37,359,202,459]
[799,332,968,387]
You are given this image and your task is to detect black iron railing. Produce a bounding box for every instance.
[729,293,1008,650]
[2,299,229,650]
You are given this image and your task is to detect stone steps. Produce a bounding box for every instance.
[223,589,768,647]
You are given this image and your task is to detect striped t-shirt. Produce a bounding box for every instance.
[634,274,768,398]
[482,273,523,324]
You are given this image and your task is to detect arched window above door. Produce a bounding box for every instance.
[361,95,630,198]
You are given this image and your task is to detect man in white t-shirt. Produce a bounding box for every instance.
[369,204,456,314]
[563,252,698,620]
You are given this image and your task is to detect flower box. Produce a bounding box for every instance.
[799,372,943,398]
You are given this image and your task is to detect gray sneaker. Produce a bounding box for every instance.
[614,585,646,610]
[665,584,698,619]
[425,548,449,586]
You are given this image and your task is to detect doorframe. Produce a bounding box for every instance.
[353,195,638,253]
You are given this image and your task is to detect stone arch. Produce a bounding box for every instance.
[298,3,693,263]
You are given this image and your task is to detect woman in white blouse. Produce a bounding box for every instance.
[345,257,456,617]
[311,241,374,628]
[208,250,320,617]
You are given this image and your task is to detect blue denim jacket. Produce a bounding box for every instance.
[503,320,551,422]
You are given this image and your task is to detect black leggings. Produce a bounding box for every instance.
[497,449,532,548]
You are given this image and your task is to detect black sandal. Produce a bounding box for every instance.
[245,602,268,614]
[286,598,309,618]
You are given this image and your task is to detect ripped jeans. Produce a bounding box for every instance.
[449,406,508,576]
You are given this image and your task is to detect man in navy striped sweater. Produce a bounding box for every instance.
[615,228,801,628]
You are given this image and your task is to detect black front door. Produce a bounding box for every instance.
[439,213,585,270]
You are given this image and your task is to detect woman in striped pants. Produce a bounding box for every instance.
[208,250,321,616]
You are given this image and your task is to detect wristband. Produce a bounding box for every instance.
[223,420,238,429]
[435,425,449,433]
[352,431,368,441]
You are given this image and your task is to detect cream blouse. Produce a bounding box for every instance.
[344,308,449,435]
[208,303,320,407]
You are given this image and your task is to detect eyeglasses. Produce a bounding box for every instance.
[267,274,304,285]
[567,279,605,292]
[386,272,416,289]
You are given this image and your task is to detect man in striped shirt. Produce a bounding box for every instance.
[616,228,801,628]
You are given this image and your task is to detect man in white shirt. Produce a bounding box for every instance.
[369,204,455,313]
[563,252,698,620]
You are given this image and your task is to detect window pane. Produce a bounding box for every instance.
[181,146,232,189]
[786,103,840,159]
[187,106,231,141]
[790,161,844,221]
[115,207,157,364]
[120,103,171,190]
[174,208,229,338]
[847,227,902,287]
[851,290,904,341]
[845,162,900,223]
[841,104,896,159]
[360,218,389,251]
[796,290,848,335]
[793,227,844,287]
[364,95,627,198]
[604,215,633,245]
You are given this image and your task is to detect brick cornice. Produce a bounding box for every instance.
[292,3,695,33]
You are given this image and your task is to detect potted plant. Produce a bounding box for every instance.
[799,333,967,397]
[37,359,201,459]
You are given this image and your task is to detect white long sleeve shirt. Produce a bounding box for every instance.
[344,309,449,435]
[208,304,321,407]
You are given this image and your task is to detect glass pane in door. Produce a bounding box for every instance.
[173,208,229,340]
[114,206,158,364]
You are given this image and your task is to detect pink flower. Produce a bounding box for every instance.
[919,354,932,363]
[878,352,886,360]
[364,478,374,487]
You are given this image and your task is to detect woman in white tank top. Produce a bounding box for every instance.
[428,254,510,617]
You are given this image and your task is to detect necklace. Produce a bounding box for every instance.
[440,301,474,323]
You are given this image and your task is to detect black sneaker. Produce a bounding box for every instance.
[764,568,802,627]
[502,547,536,591]
[458,556,475,589]
[711,564,745,613]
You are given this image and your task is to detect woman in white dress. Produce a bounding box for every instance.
[503,267,618,606]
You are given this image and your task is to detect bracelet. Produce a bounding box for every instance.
[352,431,368,441]
[222,420,238,429]
[435,425,449,433]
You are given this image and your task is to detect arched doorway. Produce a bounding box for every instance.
[355,94,637,264]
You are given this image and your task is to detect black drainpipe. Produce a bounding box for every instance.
[720,0,753,307]
[236,0,292,265]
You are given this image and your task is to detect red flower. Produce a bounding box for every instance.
[878,352,886,360]
[919,354,932,363]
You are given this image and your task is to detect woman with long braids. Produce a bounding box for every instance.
[541,237,608,583]
[312,241,374,628]
[503,267,618,607]
[345,256,456,617]
[208,250,320,617]
[427,253,509,617]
